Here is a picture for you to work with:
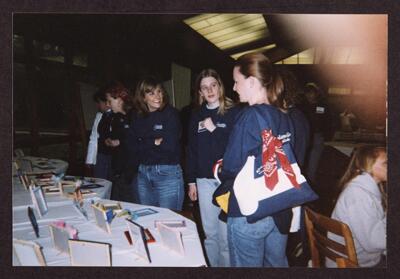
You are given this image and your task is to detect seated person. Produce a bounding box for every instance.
[326,145,387,267]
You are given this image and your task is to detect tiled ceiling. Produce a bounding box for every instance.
[184,14,365,65]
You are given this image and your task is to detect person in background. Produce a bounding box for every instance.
[186,68,240,267]
[130,77,184,210]
[93,84,114,180]
[302,82,333,185]
[85,89,111,177]
[279,68,310,169]
[220,53,296,267]
[279,68,311,266]
[104,81,137,202]
[340,107,357,132]
[326,145,387,267]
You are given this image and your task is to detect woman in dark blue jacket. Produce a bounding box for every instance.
[186,69,240,267]
[130,77,184,210]
[221,53,299,267]
[104,81,136,202]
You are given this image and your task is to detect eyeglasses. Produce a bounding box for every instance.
[200,82,219,93]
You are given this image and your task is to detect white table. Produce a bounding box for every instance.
[12,176,112,208]
[13,200,206,267]
[23,156,69,175]
[12,159,206,266]
[13,156,69,176]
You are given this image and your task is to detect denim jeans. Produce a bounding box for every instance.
[94,153,112,181]
[137,164,184,210]
[227,216,289,267]
[197,178,230,267]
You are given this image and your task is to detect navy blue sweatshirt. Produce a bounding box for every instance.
[221,104,297,233]
[186,103,240,184]
[129,104,181,165]
[109,111,133,175]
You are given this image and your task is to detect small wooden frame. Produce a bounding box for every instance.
[17,159,33,172]
[43,186,62,195]
[156,222,185,256]
[68,239,111,266]
[49,223,77,254]
[18,173,31,190]
[58,180,77,196]
[131,208,158,218]
[29,184,48,218]
[154,220,186,231]
[92,203,112,234]
[13,239,46,266]
[125,219,152,263]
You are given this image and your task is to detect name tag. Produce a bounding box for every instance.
[216,122,226,128]
[124,124,129,129]
[153,124,163,131]
[316,106,325,114]
[198,121,206,133]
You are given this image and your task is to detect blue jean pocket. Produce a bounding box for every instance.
[156,164,182,176]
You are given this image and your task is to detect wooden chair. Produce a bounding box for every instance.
[304,206,358,268]
[336,257,358,268]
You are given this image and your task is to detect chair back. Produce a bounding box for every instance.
[304,206,358,267]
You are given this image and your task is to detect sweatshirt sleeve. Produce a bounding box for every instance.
[186,112,199,184]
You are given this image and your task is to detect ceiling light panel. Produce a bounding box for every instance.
[231,44,276,60]
[184,14,269,51]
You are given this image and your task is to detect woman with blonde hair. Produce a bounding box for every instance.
[327,145,387,267]
[186,68,240,267]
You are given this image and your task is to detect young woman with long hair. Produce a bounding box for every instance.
[129,77,184,210]
[186,68,240,267]
[219,53,298,267]
[326,145,387,267]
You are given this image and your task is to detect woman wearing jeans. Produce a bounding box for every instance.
[129,77,184,210]
[186,69,239,267]
[220,52,296,267]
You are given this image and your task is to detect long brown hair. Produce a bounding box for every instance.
[235,52,285,110]
[338,145,387,212]
[134,77,169,115]
[193,68,234,115]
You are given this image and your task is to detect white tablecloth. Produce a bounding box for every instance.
[13,200,206,266]
[12,176,112,208]
[12,159,206,267]
[24,156,69,175]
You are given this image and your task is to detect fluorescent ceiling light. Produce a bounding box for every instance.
[231,44,276,60]
[184,14,269,51]
[275,47,364,64]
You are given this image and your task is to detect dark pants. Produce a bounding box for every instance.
[111,173,139,203]
[93,153,112,181]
